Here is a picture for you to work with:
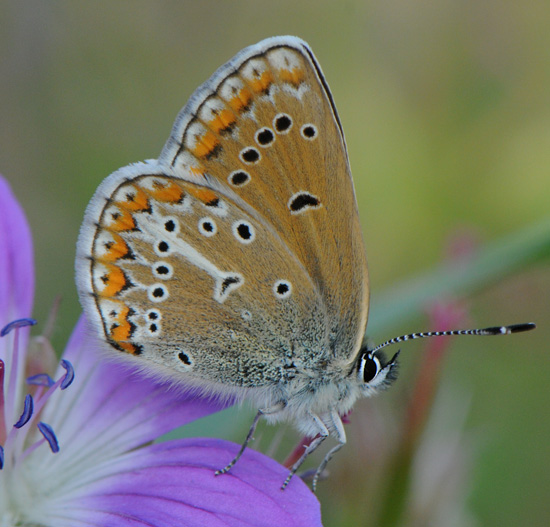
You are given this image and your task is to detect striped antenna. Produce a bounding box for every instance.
[370,322,536,355]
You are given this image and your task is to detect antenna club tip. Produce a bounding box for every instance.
[507,322,536,334]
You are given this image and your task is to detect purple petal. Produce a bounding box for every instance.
[40,316,229,462]
[58,438,321,527]
[0,175,34,323]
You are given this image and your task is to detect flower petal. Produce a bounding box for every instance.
[47,438,322,527]
[0,175,34,323]
[36,316,229,475]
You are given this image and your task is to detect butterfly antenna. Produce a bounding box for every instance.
[370,322,536,355]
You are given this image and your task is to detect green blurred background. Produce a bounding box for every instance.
[1,2,548,525]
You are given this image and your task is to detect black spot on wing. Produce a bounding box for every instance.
[288,192,320,213]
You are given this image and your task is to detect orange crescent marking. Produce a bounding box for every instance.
[110,315,132,342]
[100,233,129,262]
[185,185,218,204]
[209,108,237,134]
[118,186,150,212]
[99,264,127,297]
[117,341,137,354]
[228,87,253,113]
[107,208,136,232]
[192,130,220,159]
[249,70,274,94]
[279,67,304,87]
[104,304,137,354]
[148,181,184,203]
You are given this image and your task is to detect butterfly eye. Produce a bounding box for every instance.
[359,352,381,383]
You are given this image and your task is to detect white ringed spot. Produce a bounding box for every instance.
[154,240,173,257]
[162,217,180,235]
[145,308,162,322]
[273,279,292,299]
[232,220,255,244]
[228,170,251,187]
[146,319,161,337]
[152,262,174,280]
[300,124,318,140]
[273,113,293,134]
[198,217,217,237]
[255,127,275,147]
[239,147,261,165]
[148,283,169,303]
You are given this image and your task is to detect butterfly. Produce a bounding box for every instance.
[76,36,535,490]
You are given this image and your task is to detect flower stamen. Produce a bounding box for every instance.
[14,394,33,429]
[1,318,36,433]
[0,318,37,337]
[37,422,59,453]
[27,374,55,387]
[0,319,72,473]
[31,360,74,419]
[60,359,74,389]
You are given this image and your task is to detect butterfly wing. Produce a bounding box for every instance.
[76,37,368,396]
[161,36,369,360]
[77,164,331,392]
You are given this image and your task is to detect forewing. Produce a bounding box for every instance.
[161,36,369,360]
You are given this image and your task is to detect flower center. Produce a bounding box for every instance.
[0,318,74,523]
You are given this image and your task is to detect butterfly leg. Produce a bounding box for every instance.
[311,410,346,491]
[281,413,329,490]
[216,402,285,476]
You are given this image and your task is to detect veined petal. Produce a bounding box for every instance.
[34,316,228,478]
[42,438,321,527]
[0,176,34,324]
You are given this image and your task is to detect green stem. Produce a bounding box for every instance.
[368,218,550,336]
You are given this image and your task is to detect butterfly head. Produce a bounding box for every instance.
[356,347,400,396]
